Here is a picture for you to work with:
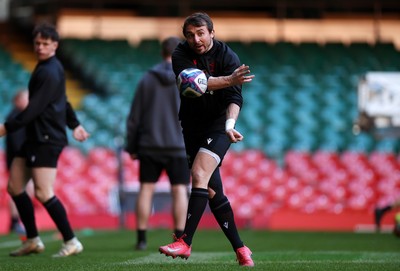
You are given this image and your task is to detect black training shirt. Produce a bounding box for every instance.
[5,56,80,146]
[172,39,243,134]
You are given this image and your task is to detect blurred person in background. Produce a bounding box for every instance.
[375,198,400,232]
[5,89,29,235]
[0,22,90,257]
[125,36,190,251]
[158,12,255,266]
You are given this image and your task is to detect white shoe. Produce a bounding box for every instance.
[9,237,45,257]
[52,237,83,257]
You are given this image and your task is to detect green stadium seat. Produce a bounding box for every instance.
[54,39,400,162]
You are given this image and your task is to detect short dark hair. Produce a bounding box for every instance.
[182,12,214,37]
[161,36,181,58]
[32,22,59,42]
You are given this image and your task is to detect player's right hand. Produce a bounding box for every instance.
[0,124,6,137]
[73,125,90,142]
[226,128,243,143]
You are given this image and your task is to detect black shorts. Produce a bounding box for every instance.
[139,154,190,185]
[183,130,231,168]
[16,143,63,168]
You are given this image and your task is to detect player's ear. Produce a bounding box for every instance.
[210,30,215,39]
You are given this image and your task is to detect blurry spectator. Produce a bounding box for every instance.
[375,199,400,231]
[5,89,28,235]
[126,37,190,250]
[125,36,190,251]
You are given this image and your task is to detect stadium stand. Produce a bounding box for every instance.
[1,25,400,232]
[59,39,400,156]
[0,44,30,134]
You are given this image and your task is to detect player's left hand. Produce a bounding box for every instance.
[0,124,6,137]
[226,128,243,143]
[230,64,255,85]
[73,125,90,142]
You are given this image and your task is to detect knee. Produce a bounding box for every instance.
[7,181,23,197]
[34,189,53,203]
[138,183,156,195]
[191,169,209,188]
[191,168,207,181]
[171,184,188,195]
[7,183,16,197]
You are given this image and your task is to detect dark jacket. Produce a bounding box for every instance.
[4,56,80,146]
[172,39,243,135]
[125,60,186,156]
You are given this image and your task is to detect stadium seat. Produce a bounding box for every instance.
[5,38,400,221]
[53,39,400,160]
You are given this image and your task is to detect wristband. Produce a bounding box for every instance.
[225,118,235,131]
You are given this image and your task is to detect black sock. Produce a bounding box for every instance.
[10,217,19,227]
[174,229,184,239]
[12,192,38,239]
[137,229,146,243]
[43,196,74,242]
[210,197,243,251]
[381,205,393,213]
[182,188,209,246]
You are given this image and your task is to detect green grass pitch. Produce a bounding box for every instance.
[0,229,399,270]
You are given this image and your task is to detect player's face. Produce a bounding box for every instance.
[184,25,214,55]
[33,33,58,61]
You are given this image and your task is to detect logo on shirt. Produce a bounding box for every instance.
[207,138,213,145]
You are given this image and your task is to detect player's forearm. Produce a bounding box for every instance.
[66,101,80,129]
[226,103,240,121]
[207,75,232,91]
[207,64,254,91]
